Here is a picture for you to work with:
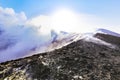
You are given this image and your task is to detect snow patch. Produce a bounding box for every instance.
[83,34,117,49]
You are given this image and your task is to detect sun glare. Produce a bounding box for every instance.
[50,8,79,32]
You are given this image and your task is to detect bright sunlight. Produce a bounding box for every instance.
[50,8,79,32]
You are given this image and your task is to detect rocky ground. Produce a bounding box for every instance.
[0,35,120,80]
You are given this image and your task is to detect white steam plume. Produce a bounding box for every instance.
[0,7,53,62]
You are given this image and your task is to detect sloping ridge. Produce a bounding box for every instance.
[94,32,120,46]
[96,28,120,37]
[0,35,120,80]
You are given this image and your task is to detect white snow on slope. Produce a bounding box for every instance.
[82,33,117,49]
[45,33,82,52]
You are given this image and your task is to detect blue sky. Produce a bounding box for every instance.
[0,0,120,32]
[0,0,120,19]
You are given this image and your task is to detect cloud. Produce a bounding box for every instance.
[0,7,27,27]
[28,9,120,34]
[0,7,52,62]
[27,12,103,33]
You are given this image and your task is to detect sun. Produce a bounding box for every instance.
[50,8,79,33]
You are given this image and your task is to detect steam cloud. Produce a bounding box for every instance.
[0,7,53,62]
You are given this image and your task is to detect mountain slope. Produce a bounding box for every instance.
[0,36,120,80]
[94,33,120,46]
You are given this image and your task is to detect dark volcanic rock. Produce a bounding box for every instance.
[0,39,120,80]
[94,33,120,45]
